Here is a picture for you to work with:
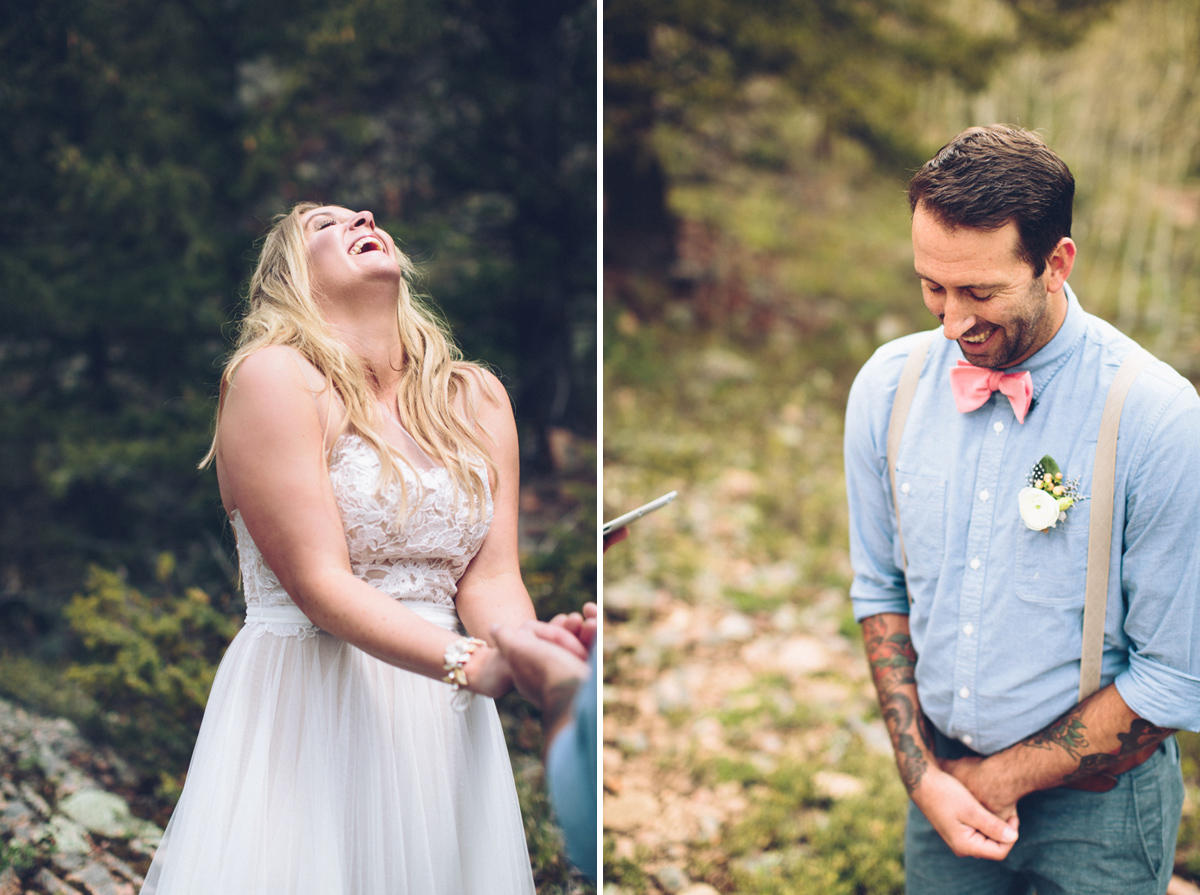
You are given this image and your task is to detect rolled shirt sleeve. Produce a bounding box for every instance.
[1111,380,1200,730]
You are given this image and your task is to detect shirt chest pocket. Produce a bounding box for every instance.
[894,471,946,584]
[1014,498,1092,605]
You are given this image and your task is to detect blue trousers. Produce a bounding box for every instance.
[905,734,1183,895]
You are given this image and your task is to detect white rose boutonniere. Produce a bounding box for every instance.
[1019,454,1086,532]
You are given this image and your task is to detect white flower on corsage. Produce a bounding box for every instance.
[1018,455,1085,532]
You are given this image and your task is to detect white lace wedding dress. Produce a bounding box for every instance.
[140,434,537,894]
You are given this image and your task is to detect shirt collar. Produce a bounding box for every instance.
[1006,282,1086,401]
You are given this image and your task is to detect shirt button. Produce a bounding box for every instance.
[969,557,981,570]
[900,482,911,494]
[979,489,990,502]
[993,421,1004,433]
[963,623,974,636]
[959,686,971,699]
[962,734,974,746]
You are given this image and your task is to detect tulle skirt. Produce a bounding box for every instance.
[140,602,536,895]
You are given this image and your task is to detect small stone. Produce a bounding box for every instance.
[772,604,799,632]
[604,581,663,619]
[679,885,722,895]
[850,717,894,756]
[603,790,659,832]
[698,348,755,384]
[59,790,135,838]
[0,798,35,833]
[57,790,160,843]
[775,636,833,676]
[34,869,79,895]
[0,866,19,895]
[653,671,691,713]
[46,814,91,856]
[735,851,785,875]
[717,467,760,499]
[711,612,756,644]
[693,813,722,843]
[19,782,51,818]
[653,864,689,893]
[691,716,724,751]
[96,850,143,886]
[51,847,88,876]
[812,770,866,800]
[616,730,649,755]
[67,860,131,895]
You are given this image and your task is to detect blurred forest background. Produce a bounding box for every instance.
[603,0,1200,892]
[0,0,595,891]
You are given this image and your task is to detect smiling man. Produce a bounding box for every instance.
[843,126,1200,894]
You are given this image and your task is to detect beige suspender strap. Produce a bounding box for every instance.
[887,333,935,602]
[1079,349,1152,702]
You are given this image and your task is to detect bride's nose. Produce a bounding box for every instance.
[351,210,376,230]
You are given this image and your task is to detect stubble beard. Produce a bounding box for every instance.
[962,277,1052,370]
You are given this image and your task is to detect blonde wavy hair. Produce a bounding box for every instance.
[202,202,497,518]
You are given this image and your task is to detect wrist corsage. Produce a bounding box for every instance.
[1018,454,1085,532]
[443,636,486,711]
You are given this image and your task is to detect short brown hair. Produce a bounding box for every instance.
[907,125,1074,277]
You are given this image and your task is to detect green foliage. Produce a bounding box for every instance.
[0,653,98,724]
[63,562,238,790]
[0,838,42,877]
[1177,731,1200,880]
[522,460,599,621]
[0,823,55,881]
[604,0,1118,281]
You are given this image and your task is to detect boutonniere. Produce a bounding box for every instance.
[1018,455,1086,532]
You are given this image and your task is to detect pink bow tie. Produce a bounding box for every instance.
[949,361,1033,423]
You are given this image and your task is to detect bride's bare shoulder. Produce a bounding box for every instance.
[227,345,327,398]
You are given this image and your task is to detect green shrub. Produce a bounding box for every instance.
[64,560,238,794]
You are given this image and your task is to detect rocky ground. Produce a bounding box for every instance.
[601,573,905,895]
[0,698,160,895]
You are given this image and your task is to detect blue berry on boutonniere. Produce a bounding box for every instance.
[1018,454,1086,532]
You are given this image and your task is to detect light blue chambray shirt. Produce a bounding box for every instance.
[845,285,1200,755]
[546,649,597,880]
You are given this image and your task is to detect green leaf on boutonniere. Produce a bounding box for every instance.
[1035,455,1061,479]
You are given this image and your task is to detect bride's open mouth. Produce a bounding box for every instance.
[349,235,384,255]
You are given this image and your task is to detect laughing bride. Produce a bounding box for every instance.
[139,203,588,894]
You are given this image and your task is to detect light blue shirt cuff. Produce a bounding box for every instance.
[850,583,910,622]
[1114,653,1200,732]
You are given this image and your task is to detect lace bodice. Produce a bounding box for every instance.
[233,434,493,629]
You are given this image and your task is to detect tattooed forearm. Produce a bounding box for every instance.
[1115,718,1172,756]
[1026,706,1090,760]
[863,615,932,793]
[862,615,919,692]
[882,692,930,791]
[1059,718,1174,785]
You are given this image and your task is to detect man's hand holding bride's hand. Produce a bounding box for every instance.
[543,602,597,653]
[491,621,590,699]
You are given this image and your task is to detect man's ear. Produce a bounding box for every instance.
[1044,237,1076,293]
